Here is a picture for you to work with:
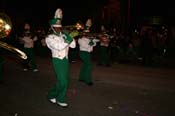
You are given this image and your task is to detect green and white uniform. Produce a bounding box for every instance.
[45,32,76,103]
[78,36,99,84]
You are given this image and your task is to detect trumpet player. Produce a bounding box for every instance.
[97,33,111,67]
[45,8,76,108]
[78,31,99,86]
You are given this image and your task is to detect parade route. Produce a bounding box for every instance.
[0,56,175,116]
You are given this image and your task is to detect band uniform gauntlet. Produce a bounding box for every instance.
[63,30,73,44]
[88,39,95,46]
[69,30,79,38]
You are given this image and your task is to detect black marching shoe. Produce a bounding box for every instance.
[86,82,93,86]
[79,80,93,86]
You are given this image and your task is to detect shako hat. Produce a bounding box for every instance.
[49,8,63,27]
[83,18,92,33]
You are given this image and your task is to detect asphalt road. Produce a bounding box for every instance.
[0,55,175,116]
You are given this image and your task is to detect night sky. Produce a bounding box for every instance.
[1,0,175,29]
[0,0,106,28]
[135,0,175,17]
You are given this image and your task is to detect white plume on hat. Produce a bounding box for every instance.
[83,18,92,32]
[49,8,63,27]
[54,8,63,19]
[86,19,92,27]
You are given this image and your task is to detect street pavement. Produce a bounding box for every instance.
[0,55,175,116]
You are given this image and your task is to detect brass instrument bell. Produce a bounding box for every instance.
[0,12,27,60]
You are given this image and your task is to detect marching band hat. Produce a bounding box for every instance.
[49,8,63,27]
[49,18,62,27]
[83,19,92,33]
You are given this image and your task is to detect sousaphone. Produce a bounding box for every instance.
[0,12,27,59]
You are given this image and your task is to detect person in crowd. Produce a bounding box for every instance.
[109,27,120,64]
[36,28,50,57]
[19,22,39,72]
[140,28,154,66]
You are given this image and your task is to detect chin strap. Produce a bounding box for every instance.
[51,26,62,36]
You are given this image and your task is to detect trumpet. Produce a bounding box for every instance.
[0,12,27,60]
[49,20,103,40]
[64,21,84,31]
[64,25,100,38]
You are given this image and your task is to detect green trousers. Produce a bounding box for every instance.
[79,51,92,83]
[23,48,37,69]
[48,57,69,103]
[98,46,110,65]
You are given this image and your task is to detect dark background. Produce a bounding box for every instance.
[1,0,175,31]
[0,0,106,28]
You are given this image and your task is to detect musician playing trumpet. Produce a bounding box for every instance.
[45,8,76,108]
[78,21,99,85]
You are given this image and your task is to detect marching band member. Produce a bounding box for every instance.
[45,8,76,108]
[20,23,39,72]
[78,20,99,85]
[97,26,111,66]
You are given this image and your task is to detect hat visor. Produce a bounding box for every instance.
[52,24,62,27]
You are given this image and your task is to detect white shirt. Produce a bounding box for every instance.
[100,37,110,47]
[78,37,99,52]
[21,36,37,48]
[45,33,76,59]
